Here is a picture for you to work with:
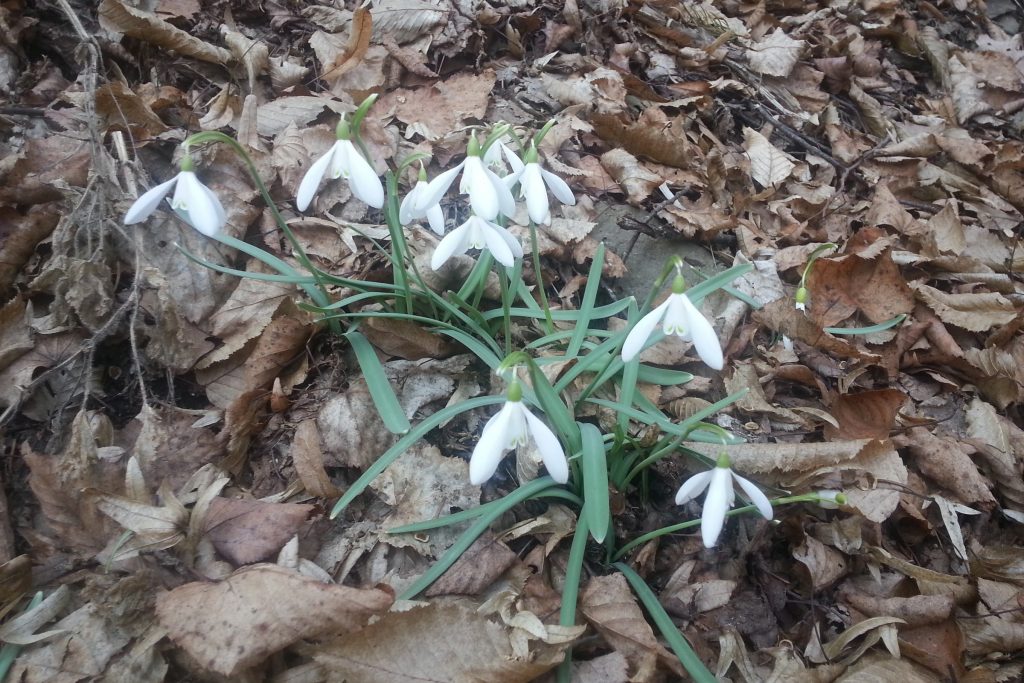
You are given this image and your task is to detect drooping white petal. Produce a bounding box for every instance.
[296,144,336,212]
[674,470,713,505]
[483,163,517,218]
[541,167,576,206]
[430,222,473,269]
[477,217,516,267]
[700,467,733,548]
[462,156,500,220]
[733,471,773,520]
[502,143,525,175]
[415,161,464,213]
[172,171,223,236]
[491,222,524,260]
[198,182,227,230]
[621,299,671,362]
[339,140,384,208]
[124,175,179,224]
[469,405,516,485]
[399,182,423,225]
[521,164,550,225]
[680,294,723,370]
[425,203,445,235]
[522,407,568,483]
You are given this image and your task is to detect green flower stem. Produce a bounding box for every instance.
[184,131,341,334]
[398,476,560,600]
[614,562,716,683]
[383,170,412,314]
[556,510,591,683]
[529,221,555,335]
[612,494,819,561]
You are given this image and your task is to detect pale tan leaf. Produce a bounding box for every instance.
[746,28,804,77]
[289,420,340,499]
[743,127,795,187]
[222,26,269,91]
[833,653,944,682]
[98,0,230,65]
[910,282,1017,332]
[383,70,496,141]
[371,0,449,44]
[599,148,662,204]
[256,96,352,137]
[793,535,848,591]
[311,603,573,683]
[156,564,393,676]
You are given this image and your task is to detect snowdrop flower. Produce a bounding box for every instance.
[621,275,724,370]
[399,164,445,235]
[296,119,383,211]
[794,286,808,312]
[123,155,226,237]
[815,490,847,509]
[484,137,518,173]
[413,133,516,221]
[675,453,773,548]
[470,381,568,485]
[431,214,523,269]
[505,143,576,225]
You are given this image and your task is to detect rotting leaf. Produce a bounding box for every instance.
[156,564,393,677]
[203,497,314,565]
[310,602,575,683]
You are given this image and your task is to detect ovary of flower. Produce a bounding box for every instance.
[675,459,773,548]
[399,178,445,235]
[621,291,724,370]
[504,145,576,225]
[431,214,524,269]
[414,140,516,221]
[123,168,226,237]
[296,138,384,211]
[470,397,568,485]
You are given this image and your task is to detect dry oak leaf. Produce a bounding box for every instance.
[909,282,1017,332]
[310,602,575,683]
[156,564,393,677]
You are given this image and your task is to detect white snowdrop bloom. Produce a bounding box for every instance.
[505,144,576,225]
[815,490,846,509]
[296,125,383,211]
[675,455,773,548]
[621,277,724,370]
[470,383,568,485]
[431,214,524,269]
[399,166,445,235]
[414,134,516,221]
[123,159,226,237]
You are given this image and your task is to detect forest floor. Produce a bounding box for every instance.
[0,0,1023,681]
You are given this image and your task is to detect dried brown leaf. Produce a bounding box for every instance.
[591,109,691,169]
[824,389,907,440]
[581,573,686,679]
[793,536,849,591]
[384,70,496,141]
[311,602,573,683]
[910,282,1017,332]
[743,127,795,188]
[893,428,996,507]
[204,498,314,565]
[746,28,804,77]
[426,534,519,597]
[361,316,457,360]
[95,80,168,139]
[157,564,392,676]
[289,420,340,499]
[98,0,230,64]
[599,148,662,204]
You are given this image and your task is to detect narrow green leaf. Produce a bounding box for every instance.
[330,395,505,519]
[684,262,754,304]
[556,507,591,683]
[613,563,716,683]
[566,243,604,357]
[480,298,632,322]
[387,488,583,534]
[526,359,581,454]
[635,366,693,385]
[398,477,559,600]
[580,423,610,543]
[825,314,906,335]
[346,331,411,434]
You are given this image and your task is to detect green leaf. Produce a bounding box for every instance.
[566,243,604,357]
[613,563,716,683]
[635,366,693,385]
[526,358,581,453]
[387,488,582,534]
[684,262,754,304]
[580,423,610,543]
[825,314,906,335]
[330,395,505,519]
[480,299,632,322]
[345,331,411,435]
[397,476,559,600]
